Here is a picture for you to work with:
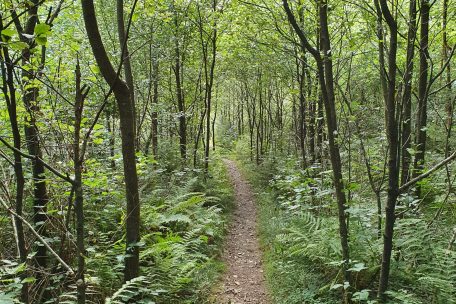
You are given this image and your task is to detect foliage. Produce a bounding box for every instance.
[0,156,233,303]
[240,156,456,304]
[1,0,455,302]
[0,261,26,304]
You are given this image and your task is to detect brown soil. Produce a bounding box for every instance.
[213,159,269,304]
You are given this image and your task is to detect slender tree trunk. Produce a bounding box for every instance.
[247,96,255,162]
[317,1,351,291]
[204,31,216,172]
[294,49,307,167]
[81,0,141,282]
[413,0,431,198]
[0,22,28,302]
[400,0,417,185]
[151,60,159,157]
[173,13,187,160]
[298,60,307,168]
[16,0,50,286]
[204,2,217,172]
[212,100,217,151]
[194,102,206,167]
[376,0,401,300]
[442,0,452,153]
[74,60,86,304]
[145,51,159,157]
[374,1,388,105]
[317,91,324,162]
[308,70,315,163]
[106,110,116,169]
[283,2,351,300]
[117,0,137,150]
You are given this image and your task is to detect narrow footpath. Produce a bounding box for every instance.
[215,159,269,304]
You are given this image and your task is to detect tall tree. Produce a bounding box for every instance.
[73,60,87,304]
[117,0,137,150]
[204,0,218,172]
[412,0,431,197]
[376,0,401,300]
[12,0,50,291]
[400,0,417,185]
[0,15,28,304]
[81,0,141,281]
[173,3,187,160]
[282,1,351,300]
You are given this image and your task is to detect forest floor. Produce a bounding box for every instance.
[213,159,269,304]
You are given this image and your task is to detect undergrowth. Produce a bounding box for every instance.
[0,154,234,303]
[238,158,340,304]
[236,142,456,304]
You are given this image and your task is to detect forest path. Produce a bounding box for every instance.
[214,159,269,304]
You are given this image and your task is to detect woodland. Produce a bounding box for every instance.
[0,0,455,303]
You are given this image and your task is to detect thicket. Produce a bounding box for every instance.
[1,154,233,303]
[235,139,456,304]
[1,0,229,302]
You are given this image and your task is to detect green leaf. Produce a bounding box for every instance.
[406,148,416,156]
[34,24,51,36]
[0,293,17,304]
[1,29,16,42]
[348,262,367,272]
[35,36,47,46]
[9,41,28,51]
[21,277,36,284]
[330,283,343,290]
[93,138,104,145]
[346,182,360,191]
[352,289,370,301]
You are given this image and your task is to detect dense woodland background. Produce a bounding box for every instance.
[0,0,455,303]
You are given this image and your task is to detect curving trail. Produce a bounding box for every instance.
[215,160,269,304]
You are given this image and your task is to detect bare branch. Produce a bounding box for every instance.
[0,197,75,275]
[0,136,74,184]
[399,151,456,193]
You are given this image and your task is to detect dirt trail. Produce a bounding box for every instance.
[215,159,269,304]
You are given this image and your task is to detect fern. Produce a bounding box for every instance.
[275,211,340,264]
[389,218,456,303]
[105,276,163,304]
[0,261,25,303]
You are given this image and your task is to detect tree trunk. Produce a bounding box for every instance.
[412,0,430,197]
[376,0,401,300]
[400,0,417,185]
[151,60,159,157]
[17,0,50,287]
[173,13,187,160]
[283,1,351,300]
[74,60,86,304]
[106,110,116,169]
[442,0,452,154]
[317,1,351,291]
[205,17,217,173]
[0,23,28,303]
[81,0,141,282]
[117,0,137,150]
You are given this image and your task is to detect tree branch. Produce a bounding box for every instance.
[282,0,319,58]
[0,136,74,184]
[0,197,75,275]
[399,151,456,193]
